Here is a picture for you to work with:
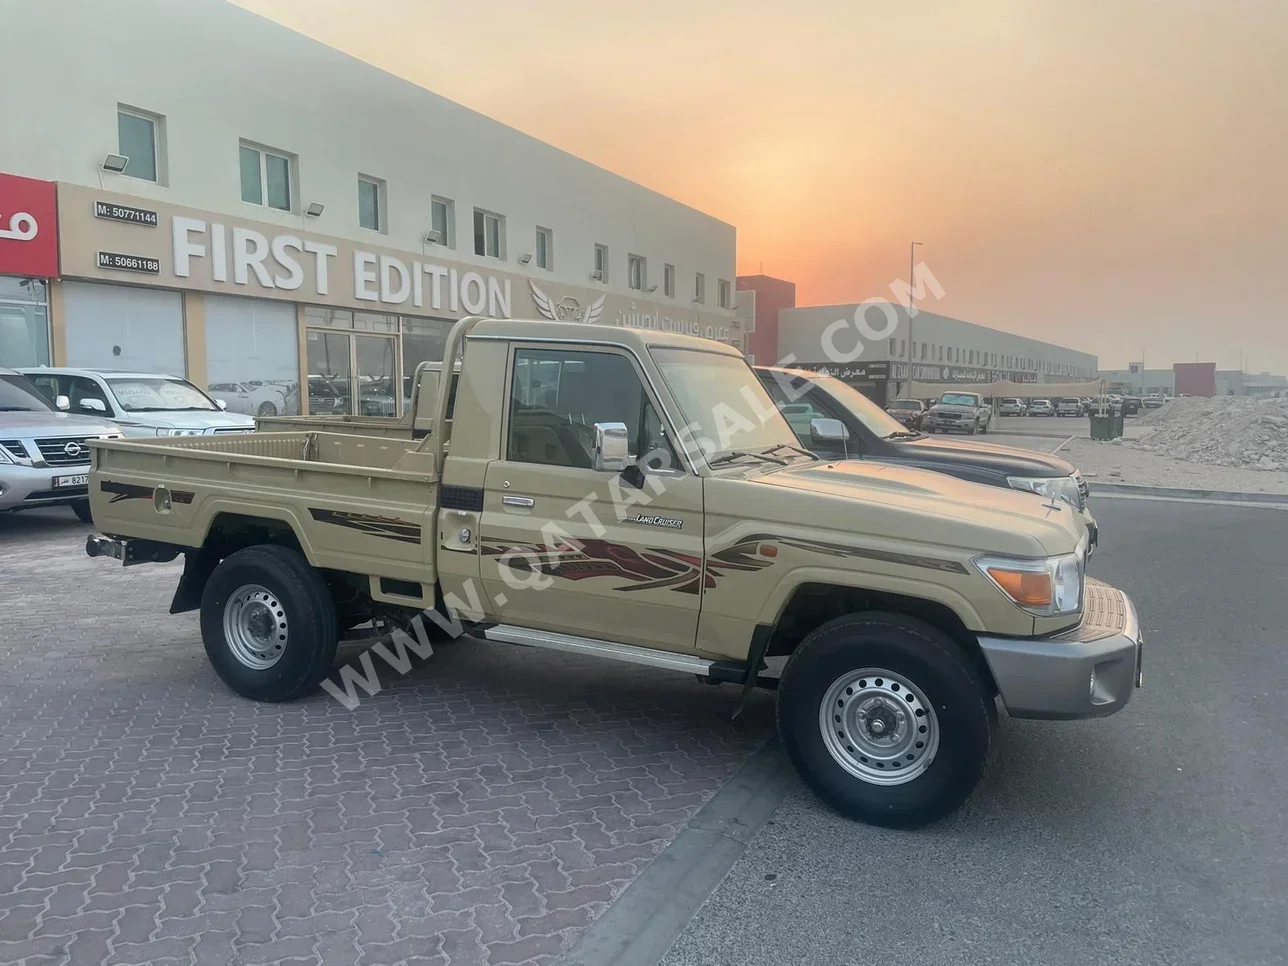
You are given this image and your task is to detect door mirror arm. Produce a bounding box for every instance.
[619,463,646,490]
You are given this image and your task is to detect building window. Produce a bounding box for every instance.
[593,244,608,281]
[429,196,454,247]
[899,339,906,358]
[358,176,384,232]
[694,272,706,304]
[239,143,293,211]
[0,277,50,368]
[535,226,553,270]
[889,338,897,355]
[628,255,646,291]
[117,106,161,183]
[664,263,676,298]
[920,342,927,360]
[718,279,731,309]
[473,208,504,259]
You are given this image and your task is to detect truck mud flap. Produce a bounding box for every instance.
[169,548,219,614]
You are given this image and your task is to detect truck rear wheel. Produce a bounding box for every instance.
[777,612,995,828]
[199,545,338,701]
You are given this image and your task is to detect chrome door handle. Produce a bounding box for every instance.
[501,495,535,508]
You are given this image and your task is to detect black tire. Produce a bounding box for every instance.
[776,612,996,828]
[71,499,93,524]
[199,545,338,701]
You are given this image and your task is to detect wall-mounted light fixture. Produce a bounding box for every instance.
[424,229,442,244]
[304,202,325,217]
[518,253,533,265]
[101,154,128,173]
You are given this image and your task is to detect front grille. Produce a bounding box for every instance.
[0,439,28,461]
[937,412,963,420]
[34,436,95,466]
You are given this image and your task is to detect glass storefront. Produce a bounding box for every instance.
[302,307,451,416]
[205,295,301,417]
[0,277,51,368]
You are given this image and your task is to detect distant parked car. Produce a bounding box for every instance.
[1121,395,1143,416]
[208,381,292,418]
[20,367,255,437]
[1028,398,1055,416]
[1056,397,1083,417]
[923,391,991,435]
[0,367,123,521]
[1143,394,1165,409]
[884,398,925,429]
[998,397,1027,417]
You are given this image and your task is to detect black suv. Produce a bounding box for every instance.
[756,366,1098,553]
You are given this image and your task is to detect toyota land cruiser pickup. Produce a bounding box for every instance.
[83,317,1144,828]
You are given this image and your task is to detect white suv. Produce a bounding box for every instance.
[20,368,254,437]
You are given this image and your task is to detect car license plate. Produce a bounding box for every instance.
[53,473,89,488]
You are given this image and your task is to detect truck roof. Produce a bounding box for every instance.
[467,318,744,357]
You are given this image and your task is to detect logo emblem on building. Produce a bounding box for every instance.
[529,281,605,326]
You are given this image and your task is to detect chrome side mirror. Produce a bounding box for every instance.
[809,417,849,443]
[592,421,630,471]
[215,398,228,410]
[810,417,850,459]
[54,394,70,411]
[81,398,108,413]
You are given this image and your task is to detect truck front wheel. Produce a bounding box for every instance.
[199,545,339,701]
[777,612,995,828]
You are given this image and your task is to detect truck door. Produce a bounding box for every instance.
[480,343,704,652]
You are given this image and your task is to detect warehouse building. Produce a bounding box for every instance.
[0,0,739,417]
[737,275,1098,405]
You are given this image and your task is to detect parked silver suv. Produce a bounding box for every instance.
[0,368,123,522]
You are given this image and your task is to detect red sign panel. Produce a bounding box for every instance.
[0,172,58,277]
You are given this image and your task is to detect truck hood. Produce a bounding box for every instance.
[119,410,255,431]
[739,458,1082,557]
[890,435,1076,478]
[0,410,121,436]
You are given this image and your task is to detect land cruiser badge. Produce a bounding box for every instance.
[622,513,683,529]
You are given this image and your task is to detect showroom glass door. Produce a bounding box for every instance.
[305,330,353,415]
[354,334,400,417]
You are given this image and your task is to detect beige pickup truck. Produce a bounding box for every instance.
[84,317,1143,828]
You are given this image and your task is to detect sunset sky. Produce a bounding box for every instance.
[235,0,1287,373]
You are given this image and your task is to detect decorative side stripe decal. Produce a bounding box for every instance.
[737,532,970,575]
[308,508,422,545]
[99,481,195,505]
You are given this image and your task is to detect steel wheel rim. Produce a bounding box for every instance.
[819,667,940,785]
[223,583,288,670]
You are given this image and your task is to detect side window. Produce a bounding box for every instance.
[26,373,60,404]
[69,376,112,416]
[507,347,676,470]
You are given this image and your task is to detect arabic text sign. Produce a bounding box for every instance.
[0,171,58,276]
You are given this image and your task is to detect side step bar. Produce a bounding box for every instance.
[482,624,716,675]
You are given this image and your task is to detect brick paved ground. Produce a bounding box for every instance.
[0,509,774,966]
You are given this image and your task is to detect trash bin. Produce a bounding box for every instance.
[1090,414,1124,440]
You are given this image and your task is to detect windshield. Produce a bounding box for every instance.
[0,373,55,412]
[939,392,980,407]
[651,348,800,460]
[106,377,219,412]
[808,375,909,436]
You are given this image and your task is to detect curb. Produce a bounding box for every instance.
[1089,481,1288,506]
[557,739,795,966]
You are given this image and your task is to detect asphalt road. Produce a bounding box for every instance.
[657,499,1288,966]
[990,414,1146,440]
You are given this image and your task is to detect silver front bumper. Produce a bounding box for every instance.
[977,581,1143,720]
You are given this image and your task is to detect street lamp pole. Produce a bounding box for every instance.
[906,241,922,399]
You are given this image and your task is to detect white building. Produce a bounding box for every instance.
[0,0,738,416]
[775,303,1098,405]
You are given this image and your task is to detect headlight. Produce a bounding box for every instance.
[1007,475,1081,509]
[974,538,1086,618]
[155,428,203,436]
